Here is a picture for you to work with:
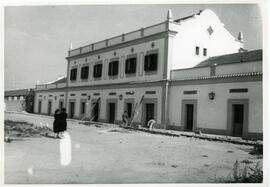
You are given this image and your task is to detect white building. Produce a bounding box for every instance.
[34,9,262,139]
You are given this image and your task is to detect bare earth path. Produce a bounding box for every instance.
[4,112,261,184]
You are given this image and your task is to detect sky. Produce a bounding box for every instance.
[4,4,262,91]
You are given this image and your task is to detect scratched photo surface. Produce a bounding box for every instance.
[4,4,263,184]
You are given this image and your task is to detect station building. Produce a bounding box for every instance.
[34,9,262,139]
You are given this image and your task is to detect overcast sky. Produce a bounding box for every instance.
[4,4,262,91]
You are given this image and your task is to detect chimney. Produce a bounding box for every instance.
[237,31,244,51]
[238,31,243,42]
[167,9,172,22]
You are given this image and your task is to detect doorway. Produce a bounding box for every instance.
[232,104,244,136]
[69,102,75,118]
[38,101,42,114]
[108,103,116,123]
[227,99,248,137]
[92,102,99,122]
[48,101,52,115]
[145,103,155,126]
[185,104,194,131]
[181,100,197,131]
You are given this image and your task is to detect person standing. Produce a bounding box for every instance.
[122,111,128,127]
[59,108,68,137]
[53,109,61,138]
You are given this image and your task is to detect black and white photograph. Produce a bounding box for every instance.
[3,1,266,185]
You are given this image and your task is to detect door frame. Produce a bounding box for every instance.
[38,99,42,114]
[181,99,197,131]
[47,100,53,116]
[227,99,249,137]
[68,99,76,118]
[106,98,118,123]
[141,98,158,127]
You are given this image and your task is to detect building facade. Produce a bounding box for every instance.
[34,9,262,139]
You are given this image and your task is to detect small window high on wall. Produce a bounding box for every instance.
[203,48,207,56]
[81,66,89,79]
[70,68,77,81]
[125,58,137,74]
[108,61,119,76]
[144,53,158,71]
[195,46,199,55]
[93,64,102,78]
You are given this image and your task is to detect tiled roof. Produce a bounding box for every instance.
[172,72,262,82]
[196,49,262,68]
[4,89,30,97]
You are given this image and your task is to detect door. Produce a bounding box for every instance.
[108,103,116,123]
[48,101,52,115]
[145,103,155,126]
[69,102,75,118]
[186,104,194,131]
[92,102,99,122]
[59,101,63,110]
[38,101,42,114]
[232,104,244,136]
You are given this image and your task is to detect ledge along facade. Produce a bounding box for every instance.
[34,9,262,140]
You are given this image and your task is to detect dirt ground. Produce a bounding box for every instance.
[4,112,262,184]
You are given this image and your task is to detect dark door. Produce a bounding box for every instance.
[48,101,52,115]
[69,102,75,118]
[145,103,155,126]
[59,101,63,110]
[38,101,42,114]
[186,104,194,131]
[232,104,244,136]
[108,103,116,123]
[92,102,99,122]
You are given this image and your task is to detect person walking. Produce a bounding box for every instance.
[53,109,61,138]
[59,108,68,137]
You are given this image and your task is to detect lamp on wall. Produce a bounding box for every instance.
[119,94,123,100]
[88,95,91,100]
[208,91,215,100]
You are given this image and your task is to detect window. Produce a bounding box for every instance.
[195,46,199,55]
[81,66,89,79]
[125,58,137,74]
[93,64,102,78]
[203,48,207,56]
[70,68,77,81]
[108,61,119,76]
[81,102,86,114]
[144,53,158,71]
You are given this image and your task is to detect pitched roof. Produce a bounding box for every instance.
[52,77,67,84]
[4,89,30,97]
[195,49,262,68]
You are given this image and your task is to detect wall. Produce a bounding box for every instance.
[67,37,166,87]
[5,99,24,112]
[168,81,262,135]
[34,91,66,115]
[170,9,241,70]
[65,86,163,125]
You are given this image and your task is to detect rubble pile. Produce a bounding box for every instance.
[4,120,52,142]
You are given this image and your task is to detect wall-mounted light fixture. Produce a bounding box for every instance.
[208,91,215,100]
[88,95,91,100]
[119,94,123,100]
